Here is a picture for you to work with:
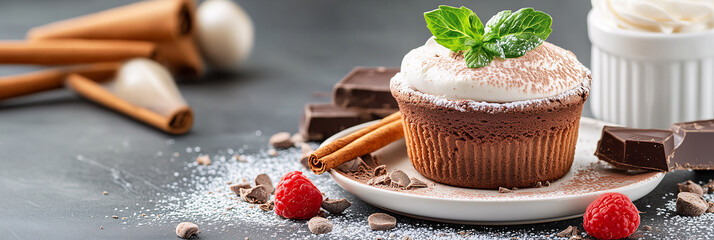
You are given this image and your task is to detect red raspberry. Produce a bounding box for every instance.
[274,171,323,219]
[583,192,640,239]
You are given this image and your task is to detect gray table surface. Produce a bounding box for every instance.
[0,0,708,239]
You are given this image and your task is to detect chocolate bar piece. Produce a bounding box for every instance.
[333,67,400,110]
[300,103,396,141]
[595,126,675,171]
[671,120,714,170]
[595,119,714,171]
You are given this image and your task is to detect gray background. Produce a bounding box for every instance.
[0,0,705,239]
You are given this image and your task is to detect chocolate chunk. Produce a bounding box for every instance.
[254,174,274,194]
[230,182,251,195]
[595,126,674,171]
[308,217,333,234]
[557,226,581,239]
[498,187,512,193]
[373,165,387,177]
[368,213,396,231]
[367,175,390,186]
[333,67,400,110]
[678,180,704,196]
[389,170,410,188]
[321,198,352,214]
[258,200,274,212]
[406,177,428,189]
[676,192,708,216]
[335,156,366,172]
[240,186,269,204]
[269,132,293,149]
[175,222,199,239]
[671,120,714,170]
[196,155,211,166]
[317,209,328,218]
[299,103,395,141]
[643,225,653,231]
[359,153,378,168]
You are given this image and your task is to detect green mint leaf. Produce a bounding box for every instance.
[483,10,511,42]
[499,33,543,58]
[464,46,492,68]
[492,8,552,41]
[482,41,504,59]
[424,5,484,51]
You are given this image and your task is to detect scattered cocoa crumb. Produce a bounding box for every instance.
[308,217,333,234]
[102,191,108,195]
[556,225,581,239]
[368,213,396,231]
[196,155,211,166]
[678,180,704,196]
[544,181,551,187]
[498,187,512,193]
[708,202,714,213]
[227,207,233,211]
[234,154,247,162]
[175,222,199,239]
[676,192,708,216]
[267,149,278,156]
[703,180,714,193]
[402,236,412,240]
[643,225,653,231]
[269,132,294,149]
[254,174,274,194]
[100,226,103,230]
[317,209,328,218]
[373,165,387,177]
[112,216,118,219]
[141,213,146,217]
[321,198,352,214]
[406,177,428,189]
[240,186,269,204]
[121,217,126,220]
[259,200,274,212]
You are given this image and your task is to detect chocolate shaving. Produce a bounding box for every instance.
[240,186,269,204]
[321,198,352,214]
[258,200,274,212]
[498,187,512,193]
[373,165,387,177]
[254,174,274,194]
[389,170,410,188]
[676,192,707,216]
[230,182,251,195]
[406,177,428,189]
[678,180,704,196]
[368,213,396,231]
[556,226,581,239]
[335,157,366,172]
[704,180,714,193]
[317,209,327,218]
[367,175,390,186]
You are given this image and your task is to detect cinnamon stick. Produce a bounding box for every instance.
[309,112,404,174]
[27,0,195,41]
[154,36,204,76]
[0,62,120,100]
[66,74,193,134]
[0,40,156,65]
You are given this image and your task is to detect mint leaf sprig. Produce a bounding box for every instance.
[424,6,552,68]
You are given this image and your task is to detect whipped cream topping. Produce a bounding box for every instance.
[591,0,714,33]
[400,38,588,102]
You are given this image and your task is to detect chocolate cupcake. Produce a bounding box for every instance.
[391,33,590,189]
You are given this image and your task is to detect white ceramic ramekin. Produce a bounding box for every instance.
[588,10,714,128]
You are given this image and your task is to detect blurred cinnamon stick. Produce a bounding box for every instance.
[0,62,120,100]
[27,0,195,41]
[0,40,156,65]
[66,74,193,134]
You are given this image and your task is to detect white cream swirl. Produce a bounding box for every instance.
[592,0,714,33]
[400,38,588,102]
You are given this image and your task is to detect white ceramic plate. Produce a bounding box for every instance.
[326,117,664,225]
